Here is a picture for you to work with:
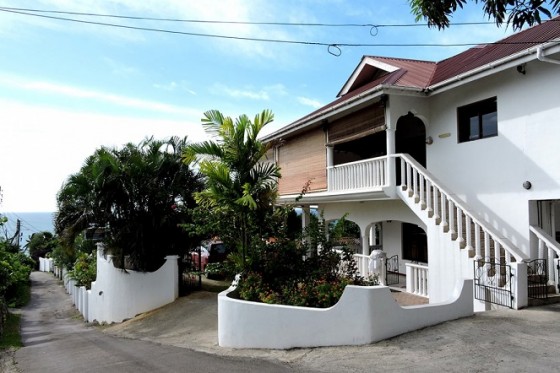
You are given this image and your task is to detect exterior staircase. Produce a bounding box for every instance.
[334,153,560,309]
[392,154,530,309]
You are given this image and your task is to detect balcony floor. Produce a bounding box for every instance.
[388,274,428,306]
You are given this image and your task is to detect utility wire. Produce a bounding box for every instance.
[0,7,556,55]
[0,5,497,27]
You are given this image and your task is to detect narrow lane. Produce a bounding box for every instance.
[14,272,305,373]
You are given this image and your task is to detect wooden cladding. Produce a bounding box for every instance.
[277,128,327,195]
[327,102,385,145]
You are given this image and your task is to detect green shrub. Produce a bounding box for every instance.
[234,213,374,308]
[204,262,233,280]
[68,252,96,289]
[0,250,33,308]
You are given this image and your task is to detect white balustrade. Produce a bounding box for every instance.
[406,263,429,297]
[529,225,560,288]
[328,157,387,192]
[354,254,369,277]
[394,154,525,264]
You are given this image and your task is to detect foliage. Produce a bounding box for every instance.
[25,231,58,270]
[183,110,280,269]
[0,312,23,348]
[235,210,376,308]
[55,137,204,272]
[68,252,97,289]
[0,213,33,340]
[0,192,31,338]
[409,0,560,30]
[204,262,234,280]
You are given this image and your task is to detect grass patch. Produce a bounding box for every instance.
[0,313,23,349]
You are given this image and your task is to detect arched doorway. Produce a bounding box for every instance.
[396,112,426,167]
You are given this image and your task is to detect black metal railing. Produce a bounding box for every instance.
[474,259,513,309]
[385,255,400,286]
[527,259,548,299]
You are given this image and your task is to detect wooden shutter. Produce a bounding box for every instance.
[327,102,385,145]
[277,128,327,195]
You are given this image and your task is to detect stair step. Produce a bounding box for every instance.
[528,293,560,307]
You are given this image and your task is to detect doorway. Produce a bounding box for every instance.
[396,112,426,167]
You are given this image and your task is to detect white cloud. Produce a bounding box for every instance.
[103,57,141,77]
[211,83,267,100]
[297,96,322,109]
[0,74,200,117]
[0,99,207,212]
[153,81,197,95]
[210,83,289,101]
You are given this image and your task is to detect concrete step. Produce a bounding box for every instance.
[528,293,560,307]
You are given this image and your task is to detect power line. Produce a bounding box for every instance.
[0,7,557,55]
[0,5,497,28]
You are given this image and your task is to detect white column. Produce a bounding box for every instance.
[386,125,396,189]
[326,145,334,167]
[362,231,369,255]
[326,145,334,191]
[301,205,311,231]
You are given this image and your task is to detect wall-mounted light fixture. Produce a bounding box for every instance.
[517,64,526,75]
[523,181,532,190]
[425,136,434,145]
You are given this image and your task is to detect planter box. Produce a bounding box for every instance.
[218,279,473,349]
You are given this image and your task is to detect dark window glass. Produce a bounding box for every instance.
[402,223,428,263]
[458,97,497,143]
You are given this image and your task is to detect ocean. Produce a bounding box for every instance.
[1,212,55,248]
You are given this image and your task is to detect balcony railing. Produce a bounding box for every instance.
[327,157,387,192]
[405,262,428,297]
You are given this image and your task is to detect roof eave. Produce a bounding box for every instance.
[262,85,424,142]
[427,39,560,95]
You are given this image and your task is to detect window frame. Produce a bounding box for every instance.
[457,97,498,143]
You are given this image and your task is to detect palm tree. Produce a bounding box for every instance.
[183,110,281,269]
[56,137,203,271]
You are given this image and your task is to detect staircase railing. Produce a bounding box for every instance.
[529,225,560,285]
[529,225,560,257]
[394,154,527,265]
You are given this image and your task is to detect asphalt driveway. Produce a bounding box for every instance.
[5,271,560,372]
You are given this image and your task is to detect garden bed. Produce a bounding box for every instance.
[218,279,473,349]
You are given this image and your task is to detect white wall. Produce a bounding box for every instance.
[422,60,560,256]
[219,279,473,349]
[85,247,178,324]
[321,199,426,274]
[39,257,53,272]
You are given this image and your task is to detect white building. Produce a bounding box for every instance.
[264,17,560,311]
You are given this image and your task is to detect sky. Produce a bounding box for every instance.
[0,0,518,213]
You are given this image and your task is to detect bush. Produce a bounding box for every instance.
[68,252,96,289]
[204,262,234,280]
[0,250,33,308]
[234,212,377,308]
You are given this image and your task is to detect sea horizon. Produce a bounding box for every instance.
[1,211,56,247]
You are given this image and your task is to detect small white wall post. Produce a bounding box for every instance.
[512,261,528,309]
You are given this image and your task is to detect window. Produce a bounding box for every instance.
[402,223,427,263]
[457,97,497,143]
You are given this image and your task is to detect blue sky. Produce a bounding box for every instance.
[0,0,516,212]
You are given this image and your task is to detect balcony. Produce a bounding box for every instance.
[327,156,388,192]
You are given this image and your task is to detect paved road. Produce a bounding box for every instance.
[11,272,311,373]
[7,271,560,373]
